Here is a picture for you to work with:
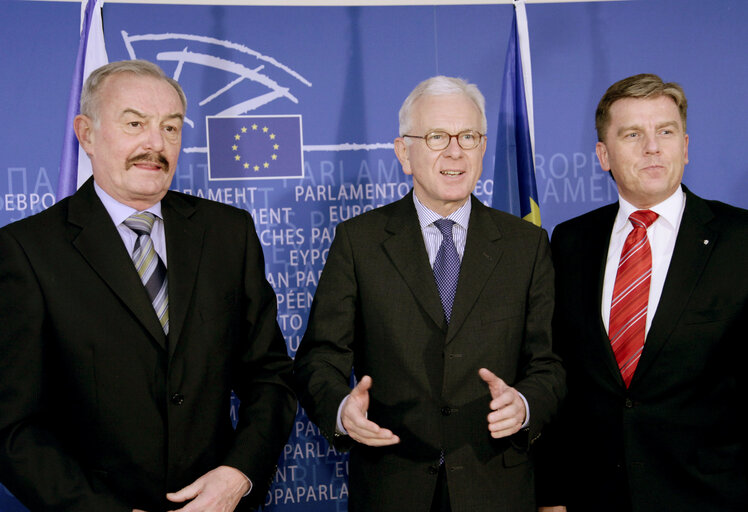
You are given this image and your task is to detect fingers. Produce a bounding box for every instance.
[166,466,248,512]
[480,369,526,439]
[166,481,199,504]
[342,375,400,447]
[350,375,372,406]
[478,367,508,400]
[343,414,401,446]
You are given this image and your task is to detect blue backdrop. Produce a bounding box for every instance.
[1,1,746,510]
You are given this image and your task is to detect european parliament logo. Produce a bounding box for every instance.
[207,115,304,181]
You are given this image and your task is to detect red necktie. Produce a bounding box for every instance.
[609,209,658,387]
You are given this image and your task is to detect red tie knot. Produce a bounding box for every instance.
[629,210,658,230]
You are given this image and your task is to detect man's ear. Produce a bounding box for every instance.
[73,114,95,156]
[394,137,412,175]
[595,141,611,172]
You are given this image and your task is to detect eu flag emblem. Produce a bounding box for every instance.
[207,115,304,180]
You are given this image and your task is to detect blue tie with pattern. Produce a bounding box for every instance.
[433,219,461,323]
[123,212,169,335]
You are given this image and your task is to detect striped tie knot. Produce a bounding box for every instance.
[629,209,658,230]
[123,211,156,237]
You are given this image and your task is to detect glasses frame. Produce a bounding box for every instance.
[402,129,485,151]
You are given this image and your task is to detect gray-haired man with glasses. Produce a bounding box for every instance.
[294,76,564,512]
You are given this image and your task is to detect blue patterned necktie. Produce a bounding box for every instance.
[433,219,461,323]
[123,212,169,335]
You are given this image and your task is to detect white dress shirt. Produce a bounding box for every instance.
[601,186,686,335]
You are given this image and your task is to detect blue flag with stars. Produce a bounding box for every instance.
[492,3,541,226]
[207,115,304,180]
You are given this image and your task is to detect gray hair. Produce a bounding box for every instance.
[398,76,487,136]
[80,60,187,120]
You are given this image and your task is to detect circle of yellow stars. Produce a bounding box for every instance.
[231,124,280,172]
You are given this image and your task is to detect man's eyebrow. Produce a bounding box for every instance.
[616,119,679,135]
[616,124,641,136]
[120,109,184,122]
[121,108,146,118]
[655,120,679,130]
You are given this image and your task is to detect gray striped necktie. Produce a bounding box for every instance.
[123,212,169,334]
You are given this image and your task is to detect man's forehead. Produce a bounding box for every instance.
[414,93,473,109]
[413,94,481,125]
[610,95,679,116]
[607,96,682,130]
[102,74,184,114]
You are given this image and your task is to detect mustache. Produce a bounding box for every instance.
[126,152,169,171]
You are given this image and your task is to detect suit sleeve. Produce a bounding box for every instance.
[293,221,358,448]
[0,228,130,512]
[512,227,566,448]
[533,223,574,507]
[221,210,297,505]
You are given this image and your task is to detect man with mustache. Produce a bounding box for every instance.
[535,74,748,512]
[0,60,296,512]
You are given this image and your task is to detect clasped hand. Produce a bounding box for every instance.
[133,465,250,512]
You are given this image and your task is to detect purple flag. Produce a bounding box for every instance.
[57,0,108,200]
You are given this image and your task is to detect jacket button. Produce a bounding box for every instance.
[428,465,439,475]
[441,406,451,416]
[171,393,184,405]
[624,398,634,408]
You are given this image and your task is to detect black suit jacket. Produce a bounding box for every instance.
[535,187,748,511]
[0,179,296,511]
[294,192,565,512]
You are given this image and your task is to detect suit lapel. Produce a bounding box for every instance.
[582,204,627,386]
[632,190,717,386]
[446,198,502,343]
[382,194,446,330]
[161,192,204,359]
[68,180,168,349]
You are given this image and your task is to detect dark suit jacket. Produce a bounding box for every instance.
[294,192,565,512]
[0,179,296,512]
[535,187,748,511]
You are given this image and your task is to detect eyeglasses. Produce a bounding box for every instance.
[402,130,485,151]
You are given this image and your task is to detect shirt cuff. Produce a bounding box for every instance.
[336,394,351,435]
[517,391,530,429]
[237,470,253,497]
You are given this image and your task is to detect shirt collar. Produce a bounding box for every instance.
[614,185,685,233]
[412,192,472,231]
[94,181,163,226]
